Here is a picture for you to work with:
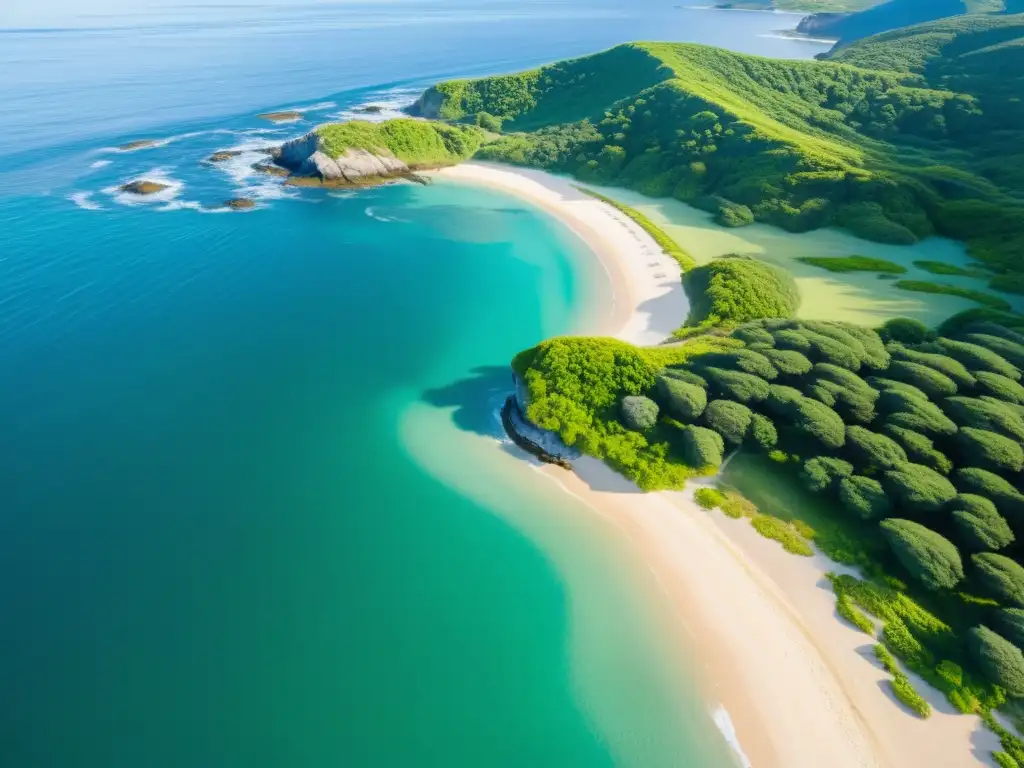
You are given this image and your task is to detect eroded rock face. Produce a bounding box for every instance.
[405,87,444,119]
[273,132,408,184]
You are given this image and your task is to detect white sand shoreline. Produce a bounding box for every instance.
[431,161,1000,767]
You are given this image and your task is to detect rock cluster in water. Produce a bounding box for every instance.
[120,180,169,195]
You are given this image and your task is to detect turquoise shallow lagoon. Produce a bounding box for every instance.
[0,2,832,765]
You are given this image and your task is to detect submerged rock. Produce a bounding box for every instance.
[272,131,409,185]
[257,111,303,123]
[120,180,169,195]
[206,150,242,163]
[354,105,384,114]
[254,162,290,177]
[117,139,159,151]
[224,198,256,210]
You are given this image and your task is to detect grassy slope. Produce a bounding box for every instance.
[314,119,484,166]
[421,25,1024,285]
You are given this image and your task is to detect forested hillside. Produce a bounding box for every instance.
[411,23,1024,293]
[797,0,1024,44]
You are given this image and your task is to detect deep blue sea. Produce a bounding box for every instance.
[0,3,828,766]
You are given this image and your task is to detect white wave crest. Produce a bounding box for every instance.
[68,191,103,211]
[365,206,396,222]
[281,101,337,113]
[711,706,752,768]
[328,86,423,124]
[90,159,112,170]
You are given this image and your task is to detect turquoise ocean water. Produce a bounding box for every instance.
[0,3,829,766]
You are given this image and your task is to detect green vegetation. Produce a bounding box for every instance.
[315,119,483,166]
[836,591,876,633]
[895,281,1012,312]
[576,188,696,271]
[970,626,1024,697]
[913,260,979,277]
[798,255,906,274]
[621,395,659,431]
[682,256,799,332]
[694,487,727,510]
[872,641,933,717]
[880,519,963,590]
[417,16,1024,290]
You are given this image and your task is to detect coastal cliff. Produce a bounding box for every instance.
[502,374,580,468]
[270,119,485,186]
[272,131,409,184]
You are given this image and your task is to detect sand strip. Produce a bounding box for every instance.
[436,161,1000,767]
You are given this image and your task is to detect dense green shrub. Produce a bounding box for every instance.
[997,609,1024,649]
[887,344,976,389]
[895,281,1012,311]
[698,349,778,380]
[839,475,893,520]
[974,553,1024,608]
[802,456,854,493]
[732,324,774,346]
[968,626,1024,697]
[950,494,1015,552]
[772,328,812,353]
[747,413,778,449]
[760,347,812,376]
[879,389,958,436]
[881,519,964,590]
[657,376,707,421]
[975,371,1024,405]
[684,257,800,328]
[837,592,875,633]
[884,360,958,398]
[751,515,814,556]
[954,428,1024,473]
[475,111,503,132]
[681,425,726,469]
[845,425,908,469]
[993,751,1020,768]
[879,317,932,344]
[889,672,933,717]
[933,338,1021,380]
[944,397,1024,441]
[955,468,1024,524]
[694,487,726,510]
[621,395,659,431]
[702,399,753,445]
[882,425,953,474]
[882,463,957,514]
[798,255,906,274]
[700,366,771,404]
[963,334,1024,370]
[715,198,755,227]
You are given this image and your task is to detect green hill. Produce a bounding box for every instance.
[412,31,1024,292]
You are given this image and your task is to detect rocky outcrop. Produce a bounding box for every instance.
[206,150,241,163]
[118,139,159,151]
[405,87,444,119]
[354,105,384,114]
[796,12,849,39]
[120,180,169,195]
[499,374,581,469]
[224,198,256,210]
[271,131,409,185]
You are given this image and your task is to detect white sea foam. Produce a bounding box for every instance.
[711,706,752,768]
[90,159,112,170]
[68,191,103,211]
[328,86,423,123]
[365,206,396,222]
[328,190,358,199]
[237,181,299,202]
[760,32,838,43]
[282,101,337,113]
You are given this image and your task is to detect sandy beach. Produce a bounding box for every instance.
[434,162,1002,767]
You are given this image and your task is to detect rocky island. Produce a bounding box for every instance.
[270,118,483,187]
[119,180,169,195]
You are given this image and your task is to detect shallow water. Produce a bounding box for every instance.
[0,3,830,766]
[588,185,1024,327]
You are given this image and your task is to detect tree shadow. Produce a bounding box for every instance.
[421,365,513,437]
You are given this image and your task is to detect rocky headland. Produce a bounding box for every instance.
[271,130,415,187]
